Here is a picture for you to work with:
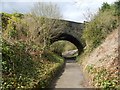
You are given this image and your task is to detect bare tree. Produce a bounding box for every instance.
[31,2,62,19]
[83,8,95,22]
[29,2,64,51]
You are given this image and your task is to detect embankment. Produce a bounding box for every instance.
[79,27,120,89]
[2,40,65,89]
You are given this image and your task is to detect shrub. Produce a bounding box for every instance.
[82,2,118,51]
[100,2,111,12]
[114,0,120,16]
[86,66,119,89]
[2,39,64,89]
[2,40,37,89]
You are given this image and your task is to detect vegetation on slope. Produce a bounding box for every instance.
[1,2,66,89]
[78,1,120,89]
[82,1,119,51]
[2,39,64,89]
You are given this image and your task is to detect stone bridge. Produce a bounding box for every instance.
[50,19,84,55]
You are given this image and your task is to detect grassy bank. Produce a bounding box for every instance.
[1,12,66,89]
[77,1,120,89]
[2,39,64,89]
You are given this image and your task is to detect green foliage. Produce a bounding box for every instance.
[12,13,24,18]
[78,2,119,89]
[1,12,65,89]
[86,66,118,89]
[94,69,118,89]
[82,2,118,51]
[50,41,78,56]
[1,13,11,30]
[2,39,64,89]
[2,12,28,40]
[1,13,24,31]
[83,21,104,50]
[50,41,66,55]
[86,64,94,73]
[80,21,119,90]
[114,0,120,16]
[2,39,37,89]
[100,2,111,12]
[36,52,64,88]
[42,51,64,63]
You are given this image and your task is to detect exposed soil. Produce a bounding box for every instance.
[81,27,120,87]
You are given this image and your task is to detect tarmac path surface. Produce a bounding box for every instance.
[51,59,85,88]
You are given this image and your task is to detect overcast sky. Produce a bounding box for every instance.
[0,0,117,23]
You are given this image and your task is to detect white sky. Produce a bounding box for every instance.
[0,0,117,22]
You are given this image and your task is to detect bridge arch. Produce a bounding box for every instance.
[50,33,83,55]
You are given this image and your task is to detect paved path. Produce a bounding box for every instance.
[52,60,85,88]
[62,49,78,57]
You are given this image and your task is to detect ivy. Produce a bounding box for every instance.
[86,65,119,89]
[2,39,64,89]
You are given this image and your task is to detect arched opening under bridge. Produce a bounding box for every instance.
[50,33,84,58]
